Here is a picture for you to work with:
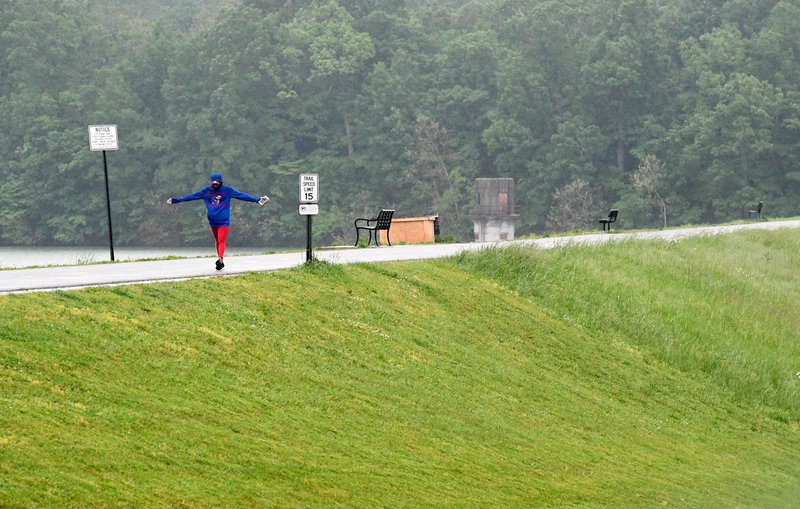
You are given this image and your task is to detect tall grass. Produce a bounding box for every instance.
[452,230,800,419]
[1,231,799,507]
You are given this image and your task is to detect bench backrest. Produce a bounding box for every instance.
[608,209,619,222]
[376,209,395,229]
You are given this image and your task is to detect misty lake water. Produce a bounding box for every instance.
[0,246,282,269]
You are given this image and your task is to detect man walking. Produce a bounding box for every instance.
[167,172,269,270]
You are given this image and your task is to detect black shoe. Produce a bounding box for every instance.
[215,258,224,270]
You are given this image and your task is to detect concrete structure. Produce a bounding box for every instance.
[379,216,437,244]
[473,178,520,242]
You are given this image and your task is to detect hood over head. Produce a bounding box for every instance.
[210,173,223,185]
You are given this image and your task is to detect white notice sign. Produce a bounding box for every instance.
[299,204,319,215]
[88,125,119,151]
[299,173,319,203]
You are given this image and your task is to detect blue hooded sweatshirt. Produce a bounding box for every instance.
[171,173,260,227]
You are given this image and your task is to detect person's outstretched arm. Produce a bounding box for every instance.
[167,189,205,204]
[229,188,269,205]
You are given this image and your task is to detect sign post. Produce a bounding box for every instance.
[88,125,119,262]
[299,174,319,263]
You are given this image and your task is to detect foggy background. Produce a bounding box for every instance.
[1,0,798,249]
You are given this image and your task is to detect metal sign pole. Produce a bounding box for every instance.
[102,150,115,262]
[306,214,313,263]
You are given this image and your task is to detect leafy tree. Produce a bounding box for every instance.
[286,0,375,156]
[351,57,419,209]
[405,114,471,237]
[674,23,786,220]
[545,179,602,233]
[580,0,673,180]
[631,154,669,228]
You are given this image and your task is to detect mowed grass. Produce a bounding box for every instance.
[0,229,798,507]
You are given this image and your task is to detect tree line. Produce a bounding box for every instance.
[1,0,799,248]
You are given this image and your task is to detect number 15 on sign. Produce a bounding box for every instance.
[300,173,318,203]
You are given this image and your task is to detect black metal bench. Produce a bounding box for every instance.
[599,209,619,231]
[354,209,395,246]
[748,201,763,220]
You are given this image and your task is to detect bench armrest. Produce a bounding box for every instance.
[354,217,377,227]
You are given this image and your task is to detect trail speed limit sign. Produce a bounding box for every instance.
[300,174,318,203]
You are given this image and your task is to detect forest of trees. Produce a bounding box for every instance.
[2,0,799,248]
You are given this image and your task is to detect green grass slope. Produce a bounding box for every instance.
[1,230,799,507]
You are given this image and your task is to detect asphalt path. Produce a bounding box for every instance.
[1,220,798,295]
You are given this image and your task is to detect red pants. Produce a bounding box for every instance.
[211,226,229,259]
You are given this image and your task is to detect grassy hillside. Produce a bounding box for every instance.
[1,229,799,507]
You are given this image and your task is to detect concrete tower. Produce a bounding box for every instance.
[473,178,520,242]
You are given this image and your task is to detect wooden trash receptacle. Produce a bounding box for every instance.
[380,216,436,244]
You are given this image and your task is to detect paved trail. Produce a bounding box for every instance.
[2,220,798,295]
